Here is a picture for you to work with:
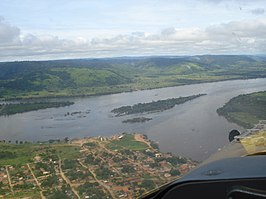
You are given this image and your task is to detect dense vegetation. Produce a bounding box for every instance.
[0,151,17,159]
[217,91,266,128]
[0,101,74,116]
[112,94,205,116]
[0,55,266,100]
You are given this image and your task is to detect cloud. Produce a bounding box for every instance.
[250,8,265,15]
[202,0,226,3]
[0,17,20,44]
[0,16,266,61]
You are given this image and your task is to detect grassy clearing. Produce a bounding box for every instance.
[107,134,148,151]
[52,145,81,159]
[5,190,41,199]
[0,143,37,166]
[0,143,81,166]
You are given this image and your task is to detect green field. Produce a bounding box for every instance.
[0,142,81,166]
[0,143,37,166]
[217,91,266,128]
[4,190,41,199]
[107,134,148,151]
[1,55,266,100]
[53,145,81,159]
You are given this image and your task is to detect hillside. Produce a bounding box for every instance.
[217,91,266,128]
[0,55,266,99]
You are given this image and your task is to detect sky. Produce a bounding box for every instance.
[0,0,265,61]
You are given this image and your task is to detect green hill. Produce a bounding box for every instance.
[0,55,266,99]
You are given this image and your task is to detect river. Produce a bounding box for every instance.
[0,78,266,161]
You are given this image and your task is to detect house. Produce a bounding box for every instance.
[155,153,162,158]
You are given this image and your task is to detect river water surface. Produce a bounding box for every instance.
[1,78,266,161]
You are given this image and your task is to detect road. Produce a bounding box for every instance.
[27,163,46,199]
[58,158,81,199]
[134,134,155,151]
[94,140,164,190]
[5,166,14,195]
[78,159,117,199]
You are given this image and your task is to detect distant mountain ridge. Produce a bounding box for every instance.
[0,55,265,99]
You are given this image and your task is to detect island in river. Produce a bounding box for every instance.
[0,101,74,116]
[111,94,206,116]
[122,117,152,123]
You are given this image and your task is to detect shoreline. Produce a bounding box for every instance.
[1,76,265,102]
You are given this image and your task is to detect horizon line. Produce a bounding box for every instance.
[1,54,266,63]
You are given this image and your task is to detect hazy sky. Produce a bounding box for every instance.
[0,0,265,61]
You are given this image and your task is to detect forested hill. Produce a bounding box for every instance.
[0,55,266,99]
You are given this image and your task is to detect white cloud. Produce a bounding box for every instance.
[250,8,265,15]
[0,17,266,61]
[0,17,20,44]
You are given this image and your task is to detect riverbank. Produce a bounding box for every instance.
[217,91,266,128]
[1,55,266,101]
[0,76,259,101]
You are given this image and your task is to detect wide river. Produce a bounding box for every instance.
[1,78,266,161]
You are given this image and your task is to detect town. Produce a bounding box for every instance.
[0,133,197,199]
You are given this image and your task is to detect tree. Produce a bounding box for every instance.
[0,151,17,159]
[64,137,69,143]
[140,179,155,190]
[170,169,180,176]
